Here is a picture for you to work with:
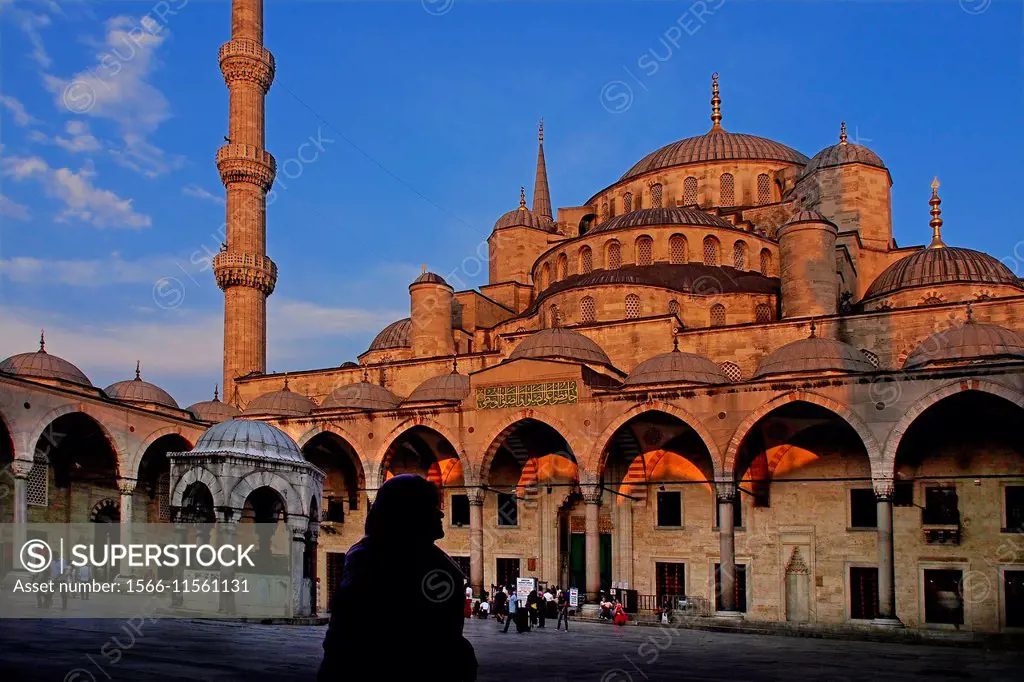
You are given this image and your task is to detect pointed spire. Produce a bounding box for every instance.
[809,321,817,338]
[39,329,46,353]
[966,302,975,324]
[710,73,723,131]
[532,119,553,220]
[214,384,220,401]
[839,121,848,146]
[928,177,946,249]
[134,360,142,380]
[519,186,527,210]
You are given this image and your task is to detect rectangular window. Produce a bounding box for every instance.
[656,491,682,527]
[497,492,518,527]
[715,497,743,529]
[849,566,879,620]
[923,486,959,525]
[1005,486,1024,532]
[451,556,470,581]
[496,558,520,589]
[325,497,346,523]
[1005,570,1024,628]
[850,489,878,529]
[892,481,914,507]
[714,563,747,612]
[924,569,964,625]
[450,494,470,527]
[655,562,685,603]
[326,552,346,610]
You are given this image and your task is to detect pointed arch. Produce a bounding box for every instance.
[724,391,882,479]
[477,410,584,487]
[374,417,466,488]
[879,379,1024,480]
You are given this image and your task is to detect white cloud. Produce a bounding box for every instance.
[18,10,52,68]
[110,133,183,178]
[0,94,40,127]
[1,154,151,229]
[0,194,31,221]
[0,252,182,286]
[52,119,102,153]
[182,184,225,205]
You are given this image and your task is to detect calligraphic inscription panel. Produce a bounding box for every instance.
[475,381,578,410]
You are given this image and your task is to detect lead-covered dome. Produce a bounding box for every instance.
[904,314,1024,370]
[321,381,401,411]
[782,209,836,227]
[406,371,471,403]
[105,363,178,408]
[368,318,412,352]
[0,334,92,386]
[411,271,450,287]
[592,207,735,234]
[494,190,554,231]
[187,387,241,423]
[243,383,317,417]
[863,247,1022,301]
[509,327,611,366]
[802,131,886,177]
[189,419,304,463]
[624,348,730,386]
[753,333,875,378]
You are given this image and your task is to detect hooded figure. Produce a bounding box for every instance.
[318,474,477,682]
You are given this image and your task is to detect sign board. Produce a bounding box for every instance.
[516,577,536,605]
[568,588,579,608]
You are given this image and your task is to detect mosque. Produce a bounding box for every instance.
[2,0,1024,629]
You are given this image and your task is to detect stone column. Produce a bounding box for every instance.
[873,478,902,627]
[467,488,485,597]
[170,521,190,609]
[583,484,602,604]
[715,480,742,618]
[216,518,238,616]
[10,459,32,571]
[117,477,137,577]
[289,522,308,618]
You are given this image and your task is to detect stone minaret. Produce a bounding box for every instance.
[214,0,277,400]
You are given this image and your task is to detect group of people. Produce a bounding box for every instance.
[466,584,573,633]
[596,592,630,626]
[32,555,92,610]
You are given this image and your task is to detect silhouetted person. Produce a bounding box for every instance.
[318,475,477,682]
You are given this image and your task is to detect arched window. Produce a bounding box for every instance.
[556,253,568,281]
[683,176,698,205]
[580,296,596,323]
[719,362,742,382]
[635,235,653,266]
[606,240,622,270]
[733,241,747,270]
[539,263,551,289]
[579,246,593,274]
[720,173,735,206]
[623,192,633,213]
[650,183,663,208]
[755,303,772,323]
[757,173,771,205]
[668,299,679,316]
[703,236,720,266]
[609,198,616,217]
[550,304,561,328]
[625,294,641,319]
[669,234,688,264]
[710,304,726,327]
[578,214,595,236]
[601,201,608,217]
[922,296,943,305]
[759,249,773,276]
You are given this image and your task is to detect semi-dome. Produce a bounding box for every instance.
[904,313,1024,370]
[406,371,471,403]
[509,327,611,366]
[321,381,401,411]
[0,333,92,386]
[189,418,304,463]
[591,207,735,234]
[753,331,875,378]
[243,382,317,417]
[368,318,412,351]
[802,125,886,177]
[624,347,730,386]
[863,247,1022,301]
[105,363,179,408]
[187,386,241,423]
[620,131,808,182]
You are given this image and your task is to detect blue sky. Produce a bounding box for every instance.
[1,0,1021,406]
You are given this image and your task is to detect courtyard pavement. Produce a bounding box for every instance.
[0,616,1022,681]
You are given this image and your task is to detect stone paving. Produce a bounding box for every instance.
[0,616,1022,681]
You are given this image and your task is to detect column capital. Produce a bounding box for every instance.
[715,479,737,502]
[466,487,485,506]
[9,458,33,479]
[117,477,138,496]
[582,484,603,505]
[873,477,895,500]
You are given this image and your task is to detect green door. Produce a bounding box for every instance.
[600,533,612,592]
[569,533,613,593]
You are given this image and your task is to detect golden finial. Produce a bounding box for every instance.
[421,264,427,274]
[672,327,680,352]
[39,329,45,352]
[839,121,848,146]
[809,321,817,338]
[362,366,369,383]
[452,351,459,374]
[538,118,544,143]
[519,186,527,210]
[214,384,220,401]
[928,176,946,249]
[710,73,723,131]
[966,302,975,324]
[283,373,290,390]
[134,360,141,380]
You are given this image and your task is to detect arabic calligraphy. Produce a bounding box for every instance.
[476,381,578,410]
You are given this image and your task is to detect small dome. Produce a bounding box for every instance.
[509,327,612,366]
[802,139,886,177]
[187,387,241,423]
[0,334,92,386]
[368,318,412,352]
[105,364,178,408]
[624,349,730,386]
[411,271,450,287]
[863,247,1022,301]
[321,381,401,411]
[406,372,471,403]
[243,384,317,417]
[494,205,553,231]
[905,317,1024,370]
[591,207,735,234]
[190,419,304,463]
[340,361,360,369]
[782,209,835,227]
[754,335,875,378]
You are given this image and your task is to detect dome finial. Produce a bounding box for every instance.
[134,360,141,380]
[966,301,975,324]
[809,321,817,338]
[214,384,220,401]
[452,350,459,374]
[672,327,680,353]
[839,121,848,146]
[283,372,290,390]
[362,366,369,383]
[538,118,544,143]
[928,176,946,249]
[39,329,46,353]
[710,73,723,131]
[519,185,527,210]
[421,264,427,274]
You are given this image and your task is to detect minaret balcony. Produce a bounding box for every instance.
[217,143,276,191]
[213,251,278,296]
[219,38,275,92]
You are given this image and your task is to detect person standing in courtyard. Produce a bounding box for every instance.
[502,591,517,633]
[318,474,477,681]
[556,589,570,631]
